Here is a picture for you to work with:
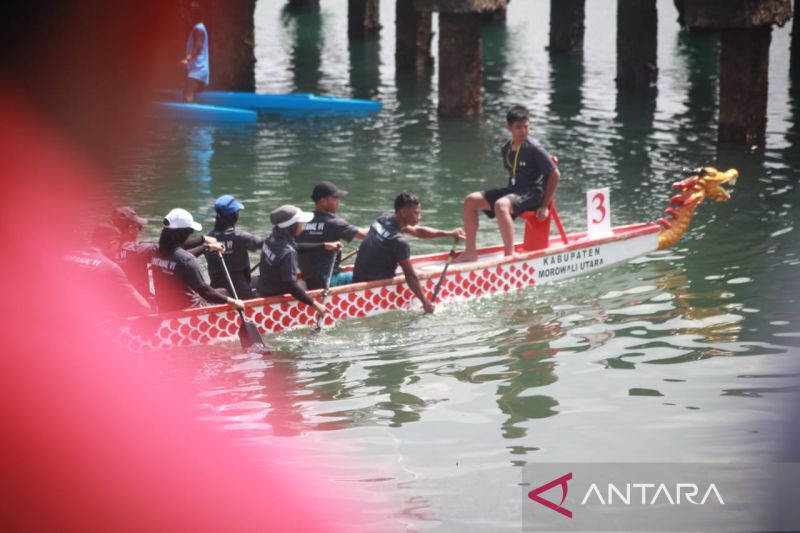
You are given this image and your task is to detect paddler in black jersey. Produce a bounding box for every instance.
[296,181,367,290]
[150,208,245,313]
[204,194,262,299]
[64,224,151,317]
[258,205,328,318]
[352,192,465,314]
[111,206,156,300]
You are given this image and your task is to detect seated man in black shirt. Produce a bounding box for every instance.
[352,192,465,314]
[150,208,245,313]
[257,205,328,318]
[458,105,560,262]
[297,181,367,290]
[204,194,262,299]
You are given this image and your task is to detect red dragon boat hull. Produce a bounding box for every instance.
[112,223,660,351]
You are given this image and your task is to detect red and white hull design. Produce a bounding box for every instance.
[111,223,660,351]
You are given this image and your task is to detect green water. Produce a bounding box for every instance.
[115,0,800,530]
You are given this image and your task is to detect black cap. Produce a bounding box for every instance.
[311,181,348,202]
[111,206,148,229]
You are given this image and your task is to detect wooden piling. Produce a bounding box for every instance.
[438,12,483,117]
[396,0,433,75]
[208,0,257,91]
[286,0,319,9]
[349,0,381,39]
[549,0,585,56]
[792,0,799,76]
[718,27,772,145]
[616,0,658,93]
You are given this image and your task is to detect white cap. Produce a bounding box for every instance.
[163,208,202,231]
[270,205,314,228]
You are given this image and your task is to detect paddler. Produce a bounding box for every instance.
[112,205,219,301]
[352,192,465,314]
[111,206,156,300]
[257,205,328,317]
[64,224,151,317]
[296,181,367,290]
[180,1,210,103]
[150,208,244,313]
[204,195,262,299]
[457,104,560,261]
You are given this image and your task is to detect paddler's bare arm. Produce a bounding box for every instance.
[399,258,434,314]
[537,168,561,221]
[402,226,466,241]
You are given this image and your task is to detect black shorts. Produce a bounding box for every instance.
[482,187,544,219]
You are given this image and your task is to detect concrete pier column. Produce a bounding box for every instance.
[208,0,257,91]
[396,0,433,75]
[549,0,585,56]
[792,0,799,75]
[349,0,381,39]
[719,27,772,144]
[616,0,658,93]
[286,0,319,9]
[674,0,687,26]
[685,0,791,146]
[481,4,508,24]
[415,0,508,117]
[438,13,483,117]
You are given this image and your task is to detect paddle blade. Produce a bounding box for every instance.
[238,317,267,352]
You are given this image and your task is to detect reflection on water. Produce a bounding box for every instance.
[349,38,381,100]
[281,4,324,94]
[117,0,800,529]
[187,126,214,196]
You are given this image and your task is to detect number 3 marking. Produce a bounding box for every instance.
[592,192,606,224]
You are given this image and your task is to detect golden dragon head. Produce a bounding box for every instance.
[657,167,738,250]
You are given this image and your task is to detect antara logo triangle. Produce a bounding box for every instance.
[527,472,573,519]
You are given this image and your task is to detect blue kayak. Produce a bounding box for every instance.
[152,101,257,123]
[157,90,382,115]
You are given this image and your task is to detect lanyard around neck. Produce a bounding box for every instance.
[507,141,522,177]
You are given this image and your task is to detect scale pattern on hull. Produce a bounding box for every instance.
[113,260,537,351]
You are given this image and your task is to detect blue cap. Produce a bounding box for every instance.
[214,194,244,215]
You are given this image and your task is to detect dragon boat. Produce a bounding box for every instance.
[111,167,737,352]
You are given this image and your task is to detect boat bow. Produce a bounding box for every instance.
[657,167,738,250]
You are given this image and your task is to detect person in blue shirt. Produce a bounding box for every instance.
[180,1,210,103]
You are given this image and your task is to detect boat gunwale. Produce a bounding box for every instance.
[119,222,659,324]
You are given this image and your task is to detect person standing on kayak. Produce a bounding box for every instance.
[64,224,151,317]
[150,208,244,313]
[111,206,157,301]
[297,181,367,290]
[352,192,465,314]
[258,205,328,318]
[204,194,262,299]
[457,105,560,262]
[180,1,210,103]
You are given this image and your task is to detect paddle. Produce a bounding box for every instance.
[218,252,266,351]
[431,238,460,304]
[315,252,339,331]
[339,248,358,264]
